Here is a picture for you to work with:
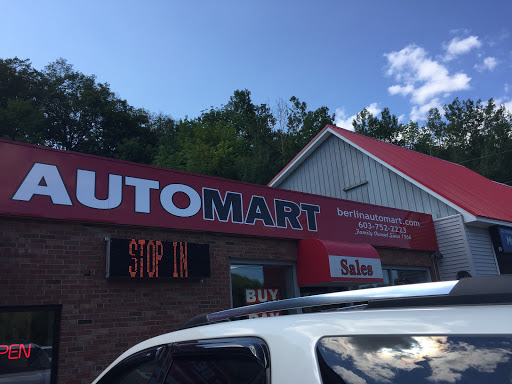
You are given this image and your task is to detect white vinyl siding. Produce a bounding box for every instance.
[465,225,500,276]
[434,215,472,281]
[278,136,459,220]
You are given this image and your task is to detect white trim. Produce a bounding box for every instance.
[327,128,477,222]
[433,214,465,223]
[473,217,512,227]
[460,217,477,277]
[268,129,332,187]
[464,222,502,275]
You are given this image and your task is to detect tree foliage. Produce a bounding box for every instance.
[350,98,512,185]
[3,56,511,186]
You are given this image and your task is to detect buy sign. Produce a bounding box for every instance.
[245,288,281,318]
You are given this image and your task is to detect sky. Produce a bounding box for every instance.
[1,1,511,129]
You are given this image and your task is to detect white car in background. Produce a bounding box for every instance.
[92,276,512,384]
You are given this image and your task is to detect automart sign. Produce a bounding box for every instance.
[0,139,438,251]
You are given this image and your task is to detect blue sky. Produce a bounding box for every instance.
[1,1,511,128]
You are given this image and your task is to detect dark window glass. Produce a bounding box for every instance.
[97,347,165,384]
[164,337,269,384]
[230,263,295,317]
[0,307,60,384]
[165,355,266,384]
[317,335,512,384]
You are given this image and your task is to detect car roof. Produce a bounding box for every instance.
[92,276,512,384]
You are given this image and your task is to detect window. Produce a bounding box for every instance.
[351,267,431,290]
[230,261,296,316]
[0,305,61,384]
[388,268,430,285]
[164,337,269,384]
[317,335,512,383]
[97,346,166,384]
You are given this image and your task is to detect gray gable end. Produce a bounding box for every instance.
[278,134,459,220]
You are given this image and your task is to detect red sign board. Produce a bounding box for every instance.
[0,139,438,251]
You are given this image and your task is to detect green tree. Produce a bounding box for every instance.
[277,96,333,167]
[0,58,45,143]
[39,58,157,163]
[353,107,400,144]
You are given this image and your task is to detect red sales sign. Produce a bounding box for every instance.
[0,139,438,251]
[245,288,281,318]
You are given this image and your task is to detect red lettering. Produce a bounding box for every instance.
[137,239,145,277]
[340,259,348,275]
[173,242,188,278]
[128,239,138,277]
[147,240,156,277]
[8,344,20,359]
[173,242,178,277]
[180,242,188,278]
[20,344,31,358]
[368,265,373,276]
[155,241,163,277]
[0,344,32,360]
[349,264,356,275]
[355,259,361,275]
[361,264,367,275]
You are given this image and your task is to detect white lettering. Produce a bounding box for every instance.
[125,177,159,213]
[76,170,122,209]
[246,289,256,303]
[160,184,201,217]
[12,163,72,205]
[257,289,268,302]
[268,288,279,301]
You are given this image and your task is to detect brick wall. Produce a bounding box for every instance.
[0,216,297,383]
[377,247,438,281]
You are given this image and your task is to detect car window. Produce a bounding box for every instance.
[317,335,512,384]
[164,337,269,384]
[165,355,266,384]
[97,346,166,384]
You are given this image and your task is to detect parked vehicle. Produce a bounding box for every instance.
[92,276,512,383]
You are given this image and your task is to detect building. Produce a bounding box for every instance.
[0,138,441,383]
[269,125,512,280]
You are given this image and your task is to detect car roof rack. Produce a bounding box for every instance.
[182,275,512,329]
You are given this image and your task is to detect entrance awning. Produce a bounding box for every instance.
[297,239,384,287]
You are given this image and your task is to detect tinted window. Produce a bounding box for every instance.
[165,355,266,384]
[98,347,165,384]
[164,337,269,384]
[317,335,512,383]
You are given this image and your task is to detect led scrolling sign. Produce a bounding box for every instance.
[107,238,210,279]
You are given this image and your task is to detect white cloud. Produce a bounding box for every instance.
[502,100,512,114]
[388,84,414,96]
[334,103,381,131]
[444,35,482,61]
[410,99,443,121]
[495,98,512,114]
[385,44,471,121]
[475,57,498,72]
[505,83,510,93]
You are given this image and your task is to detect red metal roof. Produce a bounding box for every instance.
[273,125,512,224]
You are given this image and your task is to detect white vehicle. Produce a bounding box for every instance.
[92,276,512,383]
